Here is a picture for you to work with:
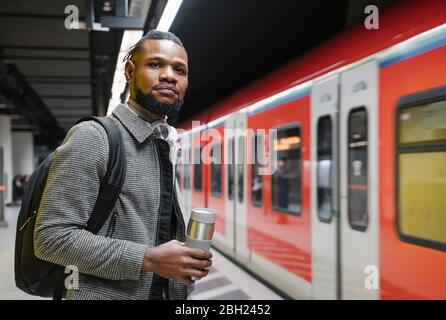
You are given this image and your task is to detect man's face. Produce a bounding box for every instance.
[125,39,188,117]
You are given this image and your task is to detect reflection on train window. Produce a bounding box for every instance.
[183,148,191,190]
[398,99,446,249]
[211,143,222,197]
[238,136,245,203]
[251,133,263,207]
[398,100,446,146]
[193,147,202,191]
[228,137,235,200]
[348,108,368,231]
[317,116,333,223]
[271,125,302,215]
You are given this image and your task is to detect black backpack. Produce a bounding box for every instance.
[14,117,126,299]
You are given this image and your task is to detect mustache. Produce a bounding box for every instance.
[153,84,179,95]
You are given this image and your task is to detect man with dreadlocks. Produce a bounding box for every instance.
[34,30,212,300]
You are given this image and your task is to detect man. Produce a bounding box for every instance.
[34,30,212,300]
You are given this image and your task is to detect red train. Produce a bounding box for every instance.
[177,0,446,299]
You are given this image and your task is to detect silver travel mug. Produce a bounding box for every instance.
[185,208,217,280]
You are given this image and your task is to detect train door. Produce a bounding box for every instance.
[191,131,206,210]
[224,113,249,262]
[0,147,6,227]
[339,60,379,299]
[181,134,192,215]
[311,75,340,299]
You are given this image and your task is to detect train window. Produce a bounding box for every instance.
[228,137,235,200]
[251,133,263,207]
[271,124,302,215]
[399,100,446,146]
[238,136,245,203]
[348,107,368,231]
[183,148,191,190]
[193,147,202,191]
[317,116,333,223]
[211,142,222,197]
[398,98,446,250]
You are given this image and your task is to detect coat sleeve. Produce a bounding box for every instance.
[34,121,148,281]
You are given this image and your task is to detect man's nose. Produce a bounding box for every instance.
[159,66,176,83]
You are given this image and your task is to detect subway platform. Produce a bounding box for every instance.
[0,205,282,300]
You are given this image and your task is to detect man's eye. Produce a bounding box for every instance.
[175,68,186,75]
[149,62,160,68]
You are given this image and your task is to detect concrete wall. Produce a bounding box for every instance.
[0,116,13,204]
[12,131,34,177]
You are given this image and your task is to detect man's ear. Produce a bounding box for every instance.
[125,60,135,83]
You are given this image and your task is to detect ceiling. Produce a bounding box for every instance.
[0,0,123,148]
[0,0,90,144]
[169,0,400,125]
[0,0,400,149]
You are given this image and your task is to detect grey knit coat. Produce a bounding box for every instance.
[34,103,190,300]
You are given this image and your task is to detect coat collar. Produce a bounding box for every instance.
[112,103,154,143]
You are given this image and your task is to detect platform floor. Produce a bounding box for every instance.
[0,206,281,300]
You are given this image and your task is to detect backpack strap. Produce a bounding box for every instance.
[52,116,126,300]
[75,116,127,233]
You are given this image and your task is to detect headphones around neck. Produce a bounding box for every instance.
[151,121,182,165]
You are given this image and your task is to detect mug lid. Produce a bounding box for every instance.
[190,208,217,224]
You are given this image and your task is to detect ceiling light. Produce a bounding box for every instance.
[156,0,184,31]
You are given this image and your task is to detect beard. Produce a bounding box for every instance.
[135,89,184,118]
